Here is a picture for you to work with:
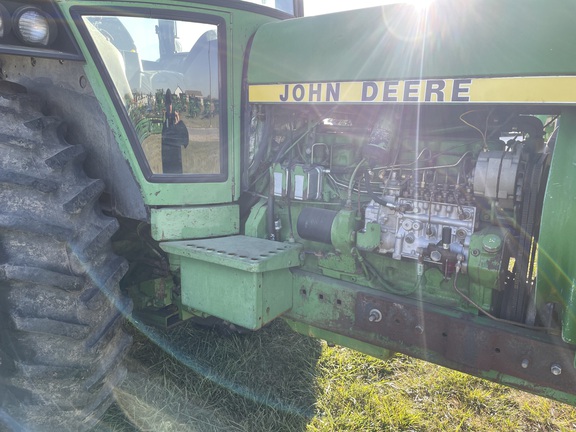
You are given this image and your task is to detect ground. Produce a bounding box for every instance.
[141,115,220,174]
[96,320,576,432]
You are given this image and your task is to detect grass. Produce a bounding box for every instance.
[95,320,576,432]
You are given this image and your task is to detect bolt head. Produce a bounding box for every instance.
[551,364,562,376]
[368,308,382,323]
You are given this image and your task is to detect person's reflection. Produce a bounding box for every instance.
[161,89,189,174]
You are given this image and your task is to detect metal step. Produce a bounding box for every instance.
[160,235,302,330]
[161,235,301,272]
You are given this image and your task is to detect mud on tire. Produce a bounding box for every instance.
[0,82,132,431]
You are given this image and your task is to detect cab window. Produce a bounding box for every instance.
[83,15,223,176]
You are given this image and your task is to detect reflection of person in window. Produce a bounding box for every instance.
[161,89,189,173]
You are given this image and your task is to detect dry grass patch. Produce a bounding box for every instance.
[96,320,576,431]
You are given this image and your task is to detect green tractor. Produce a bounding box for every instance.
[2,0,576,429]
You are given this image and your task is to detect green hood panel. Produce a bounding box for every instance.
[248,0,576,84]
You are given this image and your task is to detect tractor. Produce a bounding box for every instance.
[1,0,576,430]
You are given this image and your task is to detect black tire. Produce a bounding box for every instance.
[0,82,132,431]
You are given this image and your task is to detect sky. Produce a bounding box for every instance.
[303,0,423,16]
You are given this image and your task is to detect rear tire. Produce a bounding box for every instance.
[0,81,132,431]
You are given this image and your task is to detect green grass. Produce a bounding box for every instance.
[95,320,576,431]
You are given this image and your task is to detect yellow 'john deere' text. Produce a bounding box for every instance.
[248,76,576,104]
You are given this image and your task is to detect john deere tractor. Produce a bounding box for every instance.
[2,0,576,430]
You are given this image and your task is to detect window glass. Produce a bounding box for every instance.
[84,16,221,175]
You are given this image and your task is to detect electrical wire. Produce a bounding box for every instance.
[545,126,558,149]
[543,115,559,130]
[459,110,493,150]
[373,147,431,170]
[329,175,368,195]
[364,171,396,209]
[346,158,366,208]
[374,145,475,172]
[286,164,294,240]
[410,151,473,171]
